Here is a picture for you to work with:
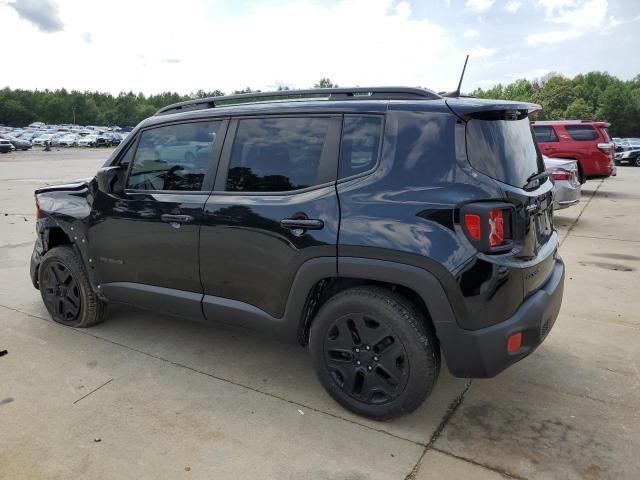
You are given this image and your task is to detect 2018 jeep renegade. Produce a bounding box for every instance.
[30,87,565,420]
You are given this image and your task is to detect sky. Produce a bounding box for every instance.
[0,0,639,95]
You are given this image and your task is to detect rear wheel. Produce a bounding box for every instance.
[39,246,107,328]
[635,156,640,167]
[309,286,440,420]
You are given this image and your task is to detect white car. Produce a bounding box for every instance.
[77,135,98,147]
[32,134,55,146]
[544,156,581,210]
[58,134,80,147]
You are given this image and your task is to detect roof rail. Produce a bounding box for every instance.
[155,87,441,116]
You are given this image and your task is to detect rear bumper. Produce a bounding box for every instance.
[553,181,581,209]
[438,257,565,378]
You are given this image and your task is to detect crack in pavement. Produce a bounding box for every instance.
[402,381,528,480]
[0,303,427,449]
[431,448,527,479]
[72,378,114,404]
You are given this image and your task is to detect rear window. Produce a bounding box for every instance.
[565,125,599,141]
[466,118,543,188]
[533,125,559,143]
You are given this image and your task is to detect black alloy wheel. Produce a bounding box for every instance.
[38,246,108,328]
[310,286,440,420]
[40,260,81,323]
[323,313,410,405]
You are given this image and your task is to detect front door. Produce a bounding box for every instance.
[88,119,226,316]
[200,115,341,325]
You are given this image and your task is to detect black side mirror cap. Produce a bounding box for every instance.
[96,166,125,194]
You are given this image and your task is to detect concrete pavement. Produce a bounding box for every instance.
[1,149,638,479]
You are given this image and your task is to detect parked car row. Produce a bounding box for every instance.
[0,123,126,152]
[612,137,640,167]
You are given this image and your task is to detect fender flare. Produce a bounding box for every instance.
[273,256,457,344]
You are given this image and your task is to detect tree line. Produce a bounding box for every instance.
[471,71,640,137]
[1,73,638,136]
[0,78,338,128]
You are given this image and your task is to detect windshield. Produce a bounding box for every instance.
[466,117,544,188]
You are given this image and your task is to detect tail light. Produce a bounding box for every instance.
[545,167,572,181]
[597,142,614,160]
[461,202,513,253]
[35,196,42,219]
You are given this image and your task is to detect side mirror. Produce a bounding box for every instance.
[96,166,125,194]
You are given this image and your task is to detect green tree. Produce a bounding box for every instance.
[314,78,338,88]
[564,98,594,120]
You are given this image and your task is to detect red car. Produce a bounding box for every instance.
[532,121,614,182]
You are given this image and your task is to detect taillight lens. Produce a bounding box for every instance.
[546,167,572,181]
[488,209,504,247]
[460,202,512,252]
[35,197,42,219]
[464,214,481,240]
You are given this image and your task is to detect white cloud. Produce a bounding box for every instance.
[463,28,480,37]
[547,0,607,29]
[464,0,495,12]
[469,46,497,57]
[0,0,471,94]
[505,1,522,13]
[526,29,582,45]
[527,0,612,45]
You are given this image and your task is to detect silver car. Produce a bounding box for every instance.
[544,156,581,210]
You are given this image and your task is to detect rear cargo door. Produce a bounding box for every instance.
[449,100,557,294]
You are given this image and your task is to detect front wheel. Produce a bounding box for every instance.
[309,286,440,420]
[39,246,107,328]
[635,156,640,167]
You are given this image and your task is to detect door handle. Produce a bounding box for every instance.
[161,214,194,224]
[280,218,324,230]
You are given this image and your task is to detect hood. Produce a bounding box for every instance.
[35,178,93,195]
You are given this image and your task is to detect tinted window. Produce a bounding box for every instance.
[339,116,383,179]
[127,121,220,191]
[566,125,599,141]
[466,118,543,188]
[226,117,331,192]
[533,125,559,143]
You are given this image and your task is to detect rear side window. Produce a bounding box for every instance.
[226,117,333,192]
[565,125,599,141]
[127,121,221,191]
[533,126,559,143]
[466,118,543,188]
[339,116,383,179]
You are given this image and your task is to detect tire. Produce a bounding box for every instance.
[38,246,107,328]
[635,156,640,167]
[309,286,440,420]
[576,163,586,184]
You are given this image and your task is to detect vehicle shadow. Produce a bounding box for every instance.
[86,303,469,443]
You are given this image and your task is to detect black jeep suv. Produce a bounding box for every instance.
[30,87,564,419]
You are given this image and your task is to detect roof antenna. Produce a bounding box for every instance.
[444,54,469,98]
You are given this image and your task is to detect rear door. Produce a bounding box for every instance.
[89,119,226,315]
[533,125,561,157]
[200,115,341,324]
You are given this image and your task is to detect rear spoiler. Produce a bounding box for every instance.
[446,98,541,121]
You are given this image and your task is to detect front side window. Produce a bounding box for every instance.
[226,117,331,192]
[533,126,559,143]
[565,125,599,141]
[339,116,383,179]
[127,121,220,191]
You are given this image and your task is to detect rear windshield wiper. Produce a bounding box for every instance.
[524,170,551,189]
